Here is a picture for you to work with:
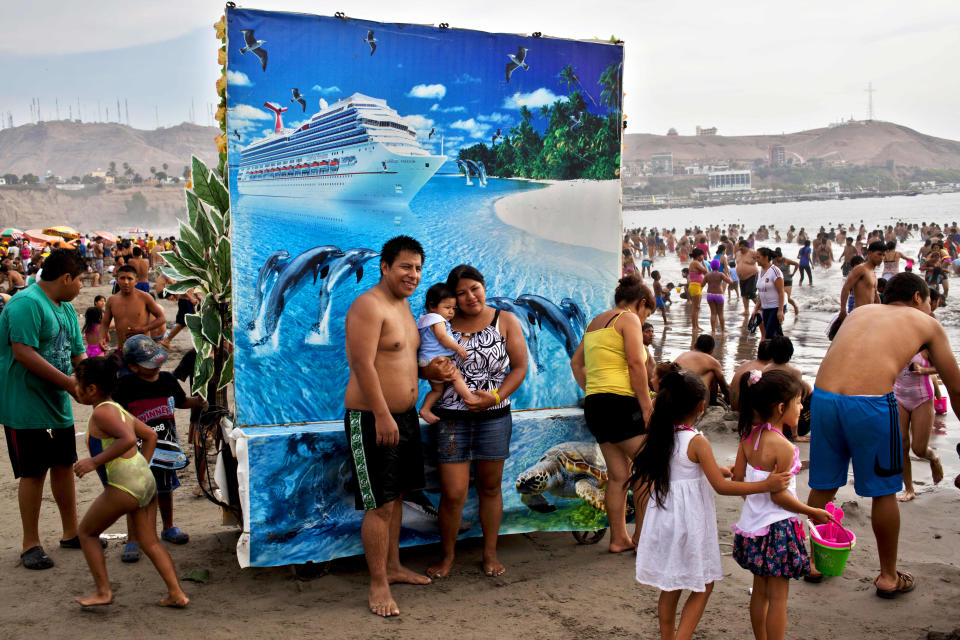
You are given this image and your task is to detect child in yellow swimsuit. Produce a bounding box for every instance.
[72,355,189,609]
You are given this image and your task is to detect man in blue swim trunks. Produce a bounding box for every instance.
[807,273,960,597]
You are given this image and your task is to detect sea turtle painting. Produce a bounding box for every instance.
[515,441,608,513]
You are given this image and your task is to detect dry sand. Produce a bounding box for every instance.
[1,284,959,639]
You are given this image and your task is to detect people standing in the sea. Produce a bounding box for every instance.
[882,241,909,280]
[754,248,785,339]
[571,274,655,553]
[651,271,669,323]
[839,237,858,277]
[342,235,437,617]
[0,249,87,570]
[687,249,707,334]
[427,264,527,580]
[797,240,813,286]
[630,371,791,640]
[838,241,884,321]
[773,249,800,316]
[736,240,760,315]
[702,259,733,334]
[806,272,960,596]
[893,351,943,502]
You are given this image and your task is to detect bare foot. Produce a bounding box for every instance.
[609,542,636,554]
[482,553,505,577]
[388,565,431,585]
[76,591,113,607]
[158,339,172,350]
[897,489,916,502]
[369,583,399,617]
[930,453,944,484]
[157,593,190,608]
[418,408,440,424]
[426,555,454,579]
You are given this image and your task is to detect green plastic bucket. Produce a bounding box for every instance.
[810,523,856,577]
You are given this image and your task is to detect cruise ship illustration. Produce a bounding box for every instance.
[236,93,446,203]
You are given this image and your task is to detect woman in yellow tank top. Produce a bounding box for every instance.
[571,274,656,553]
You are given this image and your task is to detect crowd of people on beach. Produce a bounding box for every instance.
[0,232,208,608]
[2,221,960,637]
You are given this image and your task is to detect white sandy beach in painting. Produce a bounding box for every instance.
[494,179,621,254]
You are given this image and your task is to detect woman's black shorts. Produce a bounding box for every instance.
[584,393,646,444]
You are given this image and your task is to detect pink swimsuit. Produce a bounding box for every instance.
[893,353,933,412]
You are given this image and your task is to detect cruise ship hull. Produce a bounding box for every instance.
[238,145,446,205]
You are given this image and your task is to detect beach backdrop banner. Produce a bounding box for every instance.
[236,409,619,567]
[225,7,624,426]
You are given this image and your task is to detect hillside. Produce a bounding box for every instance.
[624,121,960,170]
[0,120,220,178]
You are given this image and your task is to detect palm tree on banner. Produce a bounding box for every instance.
[559,64,597,106]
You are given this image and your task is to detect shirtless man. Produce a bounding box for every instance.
[128,246,151,294]
[735,239,759,315]
[806,273,960,596]
[730,339,772,411]
[343,236,440,617]
[673,334,730,405]
[840,237,858,277]
[100,265,165,352]
[0,265,26,295]
[838,241,884,321]
[642,322,656,388]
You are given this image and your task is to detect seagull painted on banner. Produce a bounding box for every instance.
[362,30,377,56]
[505,46,529,83]
[291,88,307,112]
[233,129,241,140]
[569,111,583,130]
[428,128,435,139]
[240,29,268,71]
[491,128,502,146]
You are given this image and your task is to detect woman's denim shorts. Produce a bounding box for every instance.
[434,411,513,464]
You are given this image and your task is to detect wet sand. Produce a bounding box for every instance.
[1,268,959,638]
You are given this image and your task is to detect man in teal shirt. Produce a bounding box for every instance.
[0,249,87,570]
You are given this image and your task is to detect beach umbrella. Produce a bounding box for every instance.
[43,225,80,239]
[24,229,60,244]
[93,230,118,244]
[0,227,23,239]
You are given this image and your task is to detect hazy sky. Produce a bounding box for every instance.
[2,0,958,139]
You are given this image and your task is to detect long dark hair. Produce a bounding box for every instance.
[82,306,102,335]
[75,354,123,396]
[737,369,802,439]
[628,371,706,508]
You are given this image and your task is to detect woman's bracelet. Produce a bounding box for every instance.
[491,388,502,405]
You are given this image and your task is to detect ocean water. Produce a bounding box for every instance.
[624,191,960,480]
[231,175,618,426]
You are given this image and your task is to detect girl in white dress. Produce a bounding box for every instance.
[630,371,791,640]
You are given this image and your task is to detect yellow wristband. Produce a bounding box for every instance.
[491,388,502,405]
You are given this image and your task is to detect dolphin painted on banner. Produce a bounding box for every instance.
[455,159,473,186]
[252,245,344,347]
[308,248,380,345]
[514,294,581,358]
[560,297,587,335]
[248,250,290,330]
[488,296,543,372]
[463,159,486,186]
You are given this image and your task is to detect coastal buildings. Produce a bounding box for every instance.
[769,144,785,167]
[651,152,673,175]
[707,169,751,191]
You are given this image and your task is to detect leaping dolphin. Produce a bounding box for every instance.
[248,249,290,330]
[309,248,380,344]
[488,296,543,372]
[514,294,581,358]
[560,297,587,335]
[251,245,344,347]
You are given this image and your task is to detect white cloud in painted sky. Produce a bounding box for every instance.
[502,88,567,110]
[407,84,447,100]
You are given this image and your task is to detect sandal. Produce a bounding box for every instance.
[875,570,916,599]
[121,541,141,563]
[21,546,54,570]
[59,536,107,549]
[803,571,824,584]
[162,526,190,545]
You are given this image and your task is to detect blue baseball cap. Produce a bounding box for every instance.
[122,334,168,369]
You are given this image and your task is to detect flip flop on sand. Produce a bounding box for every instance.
[803,571,824,584]
[162,526,190,545]
[121,541,141,563]
[875,570,916,599]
